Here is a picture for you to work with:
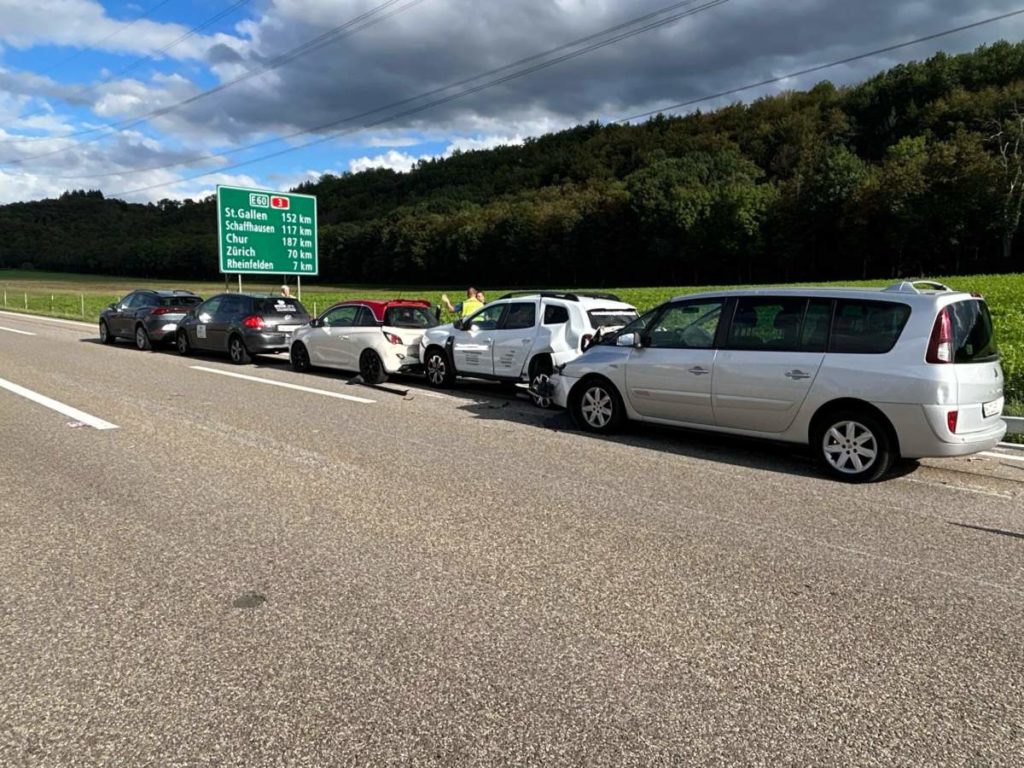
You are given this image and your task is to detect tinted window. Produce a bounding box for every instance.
[726,298,808,351]
[134,293,157,308]
[217,295,247,317]
[465,303,506,331]
[384,306,437,328]
[197,296,223,318]
[544,305,570,325]
[355,307,378,327]
[588,309,638,329]
[949,300,998,363]
[598,307,660,345]
[801,299,833,353]
[256,298,307,316]
[646,300,723,349]
[159,296,201,307]
[322,305,360,327]
[829,300,910,354]
[503,302,536,330]
[121,293,144,309]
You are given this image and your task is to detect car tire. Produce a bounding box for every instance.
[570,378,625,434]
[228,334,251,365]
[99,320,114,345]
[529,358,554,409]
[134,324,151,351]
[812,409,895,483]
[359,349,387,385]
[424,347,454,388]
[291,342,311,372]
[176,330,191,356]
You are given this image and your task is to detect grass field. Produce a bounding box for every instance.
[2,268,1021,410]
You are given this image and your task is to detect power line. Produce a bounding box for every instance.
[108,0,731,197]
[0,0,254,137]
[58,0,724,180]
[616,7,1024,123]
[1,0,426,165]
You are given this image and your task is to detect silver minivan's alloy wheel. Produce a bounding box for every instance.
[822,419,878,475]
[580,385,614,429]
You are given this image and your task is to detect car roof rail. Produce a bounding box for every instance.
[495,290,622,302]
[883,280,954,294]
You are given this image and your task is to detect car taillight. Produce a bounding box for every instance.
[947,410,959,434]
[581,334,593,351]
[151,307,172,315]
[242,315,265,329]
[926,307,953,364]
[384,332,403,345]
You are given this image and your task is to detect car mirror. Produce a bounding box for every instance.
[616,332,641,348]
[107,303,117,310]
[310,318,322,328]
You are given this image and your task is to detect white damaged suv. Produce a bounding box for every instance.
[419,291,638,406]
[545,282,1006,482]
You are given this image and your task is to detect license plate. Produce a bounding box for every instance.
[277,325,299,333]
[983,399,1001,418]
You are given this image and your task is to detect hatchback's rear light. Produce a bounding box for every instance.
[947,410,959,434]
[151,307,172,315]
[581,334,593,351]
[383,332,403,345]
[241,315,265,329]
[926,307,953,364]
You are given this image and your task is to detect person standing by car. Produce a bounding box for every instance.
[441,286,484,319]
[280,284,293,298]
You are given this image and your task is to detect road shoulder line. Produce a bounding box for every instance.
[0,376,118,430]
[191,366,376,404]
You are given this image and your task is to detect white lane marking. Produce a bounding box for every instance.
[979,451,1024,464]
[0,377,118,430]
[898,476,1013,500]
[191,366,376,404]
[0,325,36,336]
[0,310,95,329]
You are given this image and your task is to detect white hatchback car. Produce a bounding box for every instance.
[289,299,438,383]
[419,291,638,406]
[547,282,1006,482]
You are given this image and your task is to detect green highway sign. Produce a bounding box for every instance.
[217,185,318,276]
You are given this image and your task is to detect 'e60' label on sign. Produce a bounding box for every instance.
[217,185,318,276]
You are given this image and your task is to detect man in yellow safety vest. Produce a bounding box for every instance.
[442,286,484,320]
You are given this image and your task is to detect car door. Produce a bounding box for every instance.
[624,299,724,426]
[190,296,224,350]
[210,295,246,351]
[712,297,829,433]
[491,301,537,379]
[109,292,138,337]
[310,304,361,368]
[452,303,507,376]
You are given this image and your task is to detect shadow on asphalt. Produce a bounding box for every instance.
[950,522,1024,540]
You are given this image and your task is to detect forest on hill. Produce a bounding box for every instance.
[4,40,1024,286]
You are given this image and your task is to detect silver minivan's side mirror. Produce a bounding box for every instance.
[616,332,640,348]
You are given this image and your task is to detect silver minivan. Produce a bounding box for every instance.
[547,282,1006,482]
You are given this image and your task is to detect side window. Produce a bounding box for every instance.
[829,300,911,354]
[543,304,570,325]
[465,303,506,331]
[645,300,724,350]
[121,293,141,309]
[196,297,222,318]
[355,307,379,327]
[725,298,808,351]
[502,302,536,330]
[800,299,833,353]
[322,305,359,327]
[216,295,245,318]
[135,293,157,309]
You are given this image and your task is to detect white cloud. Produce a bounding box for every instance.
[348,149,429,174]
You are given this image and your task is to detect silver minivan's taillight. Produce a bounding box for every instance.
[926,307,953,364]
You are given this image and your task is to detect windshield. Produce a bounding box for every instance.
[596,307,659,345]
[588,309,639,330]
[949,299,999,363]
[159,296,201,307]
[384,306,438,328]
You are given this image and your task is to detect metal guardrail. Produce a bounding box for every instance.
[1005,416,1024,435]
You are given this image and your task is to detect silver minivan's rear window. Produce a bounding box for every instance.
[949,300,998,363]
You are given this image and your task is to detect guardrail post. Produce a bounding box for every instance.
[81,294,86,317]
[313,301,317,316]
[50,294,53,312]
[24,293,28,309]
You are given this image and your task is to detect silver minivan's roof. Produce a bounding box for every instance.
[670,283,974,304]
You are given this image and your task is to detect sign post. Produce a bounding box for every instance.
[216,185,318,286]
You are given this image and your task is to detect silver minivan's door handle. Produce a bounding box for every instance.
[688,366,710,376]
[785,369,811,380]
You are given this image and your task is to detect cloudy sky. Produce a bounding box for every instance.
[0,0,1022,203]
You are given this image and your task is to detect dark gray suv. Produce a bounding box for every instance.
[175,292,311,364]
[99,290,203,350]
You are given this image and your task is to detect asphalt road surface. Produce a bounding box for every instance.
[2,309,1023,766]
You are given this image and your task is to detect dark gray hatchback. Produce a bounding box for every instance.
[99,289,203,350]
[175,293,311,364]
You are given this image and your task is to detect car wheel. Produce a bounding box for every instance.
[228,335,251,365]
[359,349,387,384]
[813,410,894,483]
[571,378,624,434]
[99,320,114,345]
[291,342,311,372]
[529,360,554,409]
[134,324,151,351]
[424,348,454,388]
[176,330,191,356]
